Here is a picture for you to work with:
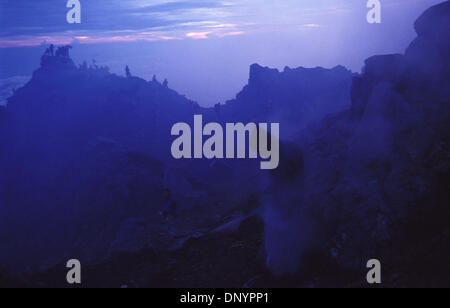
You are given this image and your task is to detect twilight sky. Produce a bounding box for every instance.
[0,0,443,106]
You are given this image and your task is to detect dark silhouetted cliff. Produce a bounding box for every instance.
[222,64,354,138]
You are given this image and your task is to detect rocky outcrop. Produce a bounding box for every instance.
[248,63,280,89]
[223,63,354,138]
[414,1,450,47]
[351,1,450,120]
[0,46,202,271]
[302,1,450,272]
[402,1,450,109]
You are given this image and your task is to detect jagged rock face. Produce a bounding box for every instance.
[299,1,450,271]
[402,1,450,109]
[248,64,280,89]
[40,54,76,71]
[414,1,450,45]
[223,63,354,139]
[352,1,450,121]
[0,47,203,270]
[7,49,199,161]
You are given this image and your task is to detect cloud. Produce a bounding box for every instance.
[0,0,241,47]
[216,31,245,37]
[186,32,211,39]
[302,24,322,28]
[0,0,427,48]
[130,1,224,14]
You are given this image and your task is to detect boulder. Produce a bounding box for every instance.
[414,1,450,46]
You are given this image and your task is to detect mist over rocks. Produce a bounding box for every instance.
[263,140,308,275]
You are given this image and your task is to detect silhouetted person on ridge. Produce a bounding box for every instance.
[125,65,132,78]
[163,78,168,88]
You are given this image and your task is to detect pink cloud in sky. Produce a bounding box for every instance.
[185,32,212,39]
[216,31,245,37]
[0,36,74,48]
[0,34,180,48]
[302,24,322,28]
